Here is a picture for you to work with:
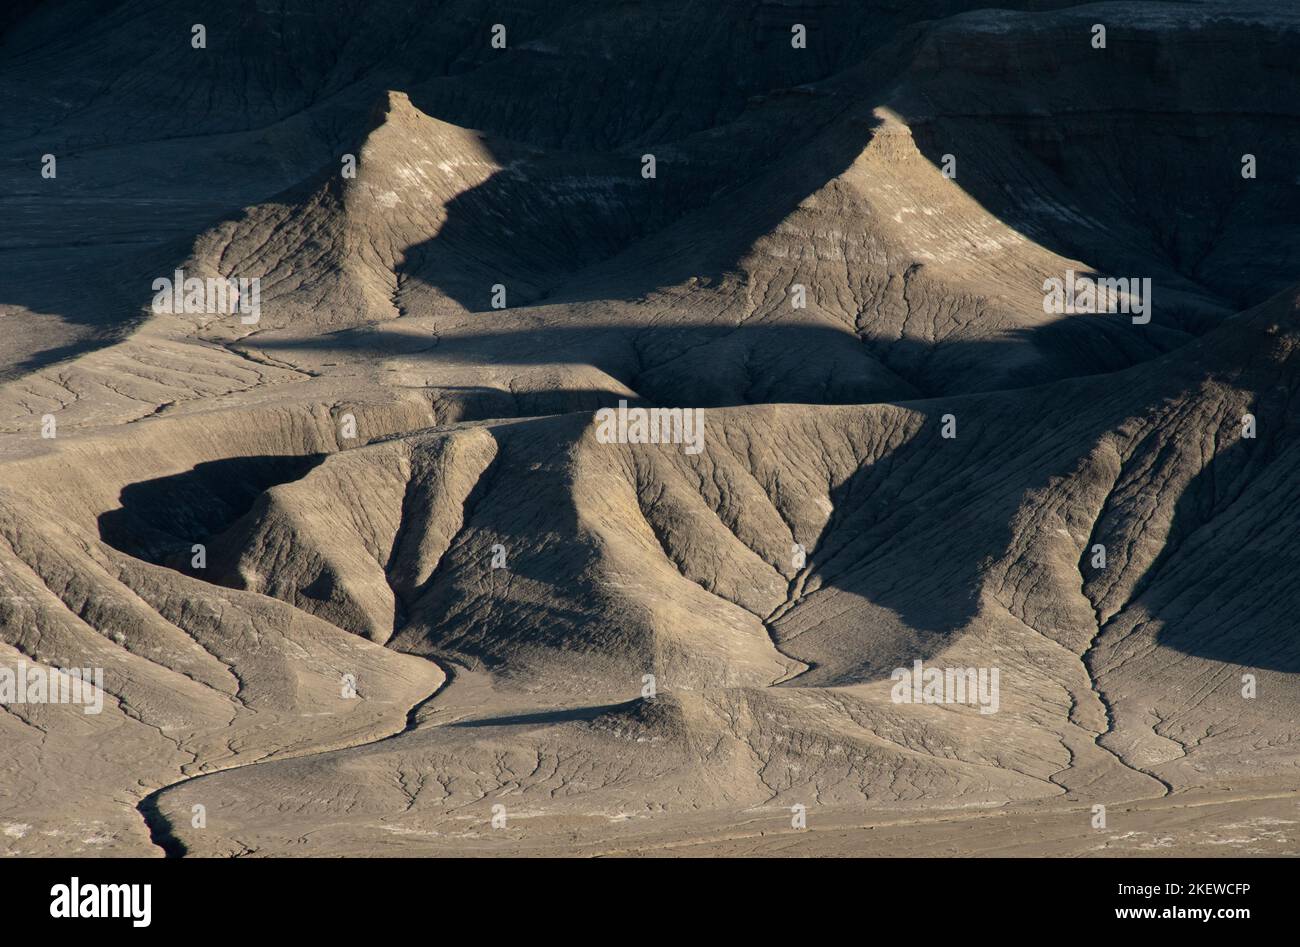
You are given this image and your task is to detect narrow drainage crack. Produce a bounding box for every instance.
[134,654,452,858]
[1080,621,1175,798]
[763,565,814,686]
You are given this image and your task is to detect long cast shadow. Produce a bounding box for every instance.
[98,454,325,570]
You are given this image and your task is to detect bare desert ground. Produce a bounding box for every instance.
[1,0,1299,857]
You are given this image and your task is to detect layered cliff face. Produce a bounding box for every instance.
[2,1,1299,856]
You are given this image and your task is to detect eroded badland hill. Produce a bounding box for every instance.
[1,0,1299,856]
